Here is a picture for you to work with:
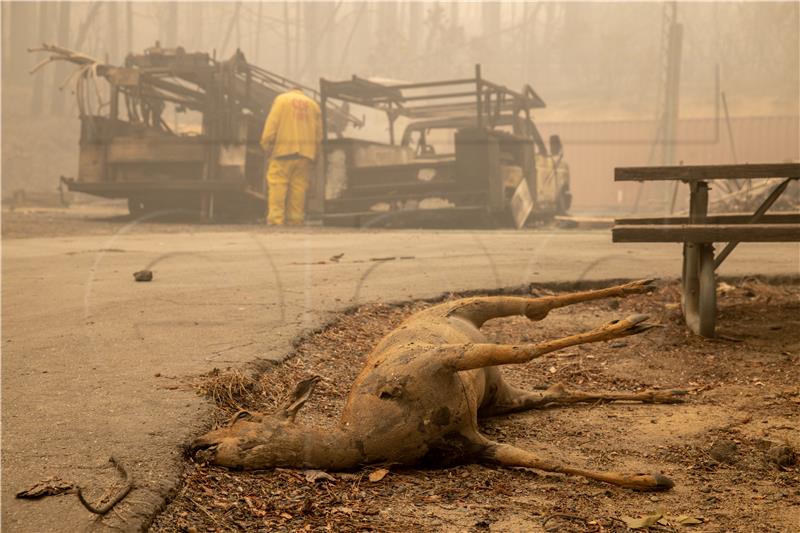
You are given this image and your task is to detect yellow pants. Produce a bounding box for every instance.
[266,157,312,225]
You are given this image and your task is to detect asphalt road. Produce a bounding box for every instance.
[2,216,798,532]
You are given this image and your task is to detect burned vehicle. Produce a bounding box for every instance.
[317,66,571,227]
[31,43,357,219]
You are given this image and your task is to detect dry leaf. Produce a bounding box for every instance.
[304,469,335,483]
[671,515,704,526]
[244,496,266,517]
[621,512,663,529]
[212,499,230,510]
[368,468,389,482]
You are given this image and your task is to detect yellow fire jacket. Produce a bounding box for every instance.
[260,89,322,161]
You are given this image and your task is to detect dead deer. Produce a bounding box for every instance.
[192,279,684,491]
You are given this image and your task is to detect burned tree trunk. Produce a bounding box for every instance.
[50,1,71,115]
[107,2,119,64]
[126,2,133,55]
[7,1,38,90]
[302,2,319,81]
[31,1,52,115]
[72,2,102,54]
[163,2,178,48]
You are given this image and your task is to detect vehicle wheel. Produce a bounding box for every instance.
[556,187,572,215]
[128,197,147,217]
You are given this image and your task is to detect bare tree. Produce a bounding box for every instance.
[8,2,36,83]
[126,2,133,55]
[408,2,421,58]
[107,2,119,63]
[164,2,178,48]
[31,1,52,115]
[50,2,71,115]
[303,2,319,80]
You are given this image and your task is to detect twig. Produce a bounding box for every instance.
[542,513,598,532]
[187,496,224,526]
[76,456,133,515]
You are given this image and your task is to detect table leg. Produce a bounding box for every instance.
[681,181,716,337]
[697,244,717,336]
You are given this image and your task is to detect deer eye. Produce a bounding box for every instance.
[235,411,252,421]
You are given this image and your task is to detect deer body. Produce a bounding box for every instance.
[193,280,683,491]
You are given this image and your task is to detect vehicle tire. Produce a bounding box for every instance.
[556,187,572,215]
[128,197,147,217]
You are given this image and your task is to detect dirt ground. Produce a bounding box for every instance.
[149,279,800,533]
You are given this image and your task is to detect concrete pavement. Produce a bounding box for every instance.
[2,227,798,531]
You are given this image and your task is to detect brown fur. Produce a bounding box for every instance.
[192,280,683,491]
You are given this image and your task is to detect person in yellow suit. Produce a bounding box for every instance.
[260,88,322,225]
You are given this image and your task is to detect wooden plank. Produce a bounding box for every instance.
[107,137,206,163]
[612,223,800,243]
[615,213,800,225]
[615,163,800,182]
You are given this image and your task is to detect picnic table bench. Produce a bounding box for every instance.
[612,163,800,337]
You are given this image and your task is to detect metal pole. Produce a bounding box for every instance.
[721,92,738,164]
[284,1,290,74]
[255,1,263,64]
[320,80,329,142]
[475,64,482,129]
[388,102,395,145]
[662,6,683,210]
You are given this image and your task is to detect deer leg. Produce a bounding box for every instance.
[481,441,674,491]
[447,279,655,327]
[439,314,656,372]
[480,382,687,417]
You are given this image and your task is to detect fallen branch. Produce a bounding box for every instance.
[76,456,133,515]
[16,456,133,516]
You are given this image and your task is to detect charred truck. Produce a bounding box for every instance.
[317,65,571,227]
[31,43,357,218]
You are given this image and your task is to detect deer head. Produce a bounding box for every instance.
[191,376,343,469]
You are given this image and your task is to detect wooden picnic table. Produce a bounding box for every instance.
[612,163,800,337]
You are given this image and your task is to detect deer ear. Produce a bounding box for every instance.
[279,376,321,422]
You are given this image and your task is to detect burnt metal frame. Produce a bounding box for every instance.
[612,163,800,337]
[34,43,360,219]
[319,64,546,146]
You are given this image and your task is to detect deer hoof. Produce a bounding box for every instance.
[620,314,662,335]
[633,473,674,491]
[654,389,689,403]
[622,279,657,294]
[620,472,675,491]
[651,473,675,491]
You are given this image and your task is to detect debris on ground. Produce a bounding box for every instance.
[621,510,704,529]
[133,270,153,282]
[367,468,389,483]
[304,470,336,483]
[15,457,132,516]
[151,280,800,532]
[16,478,74,499]
[708,439,739,464]
[193,367,260,411]
[766,444,796,469]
